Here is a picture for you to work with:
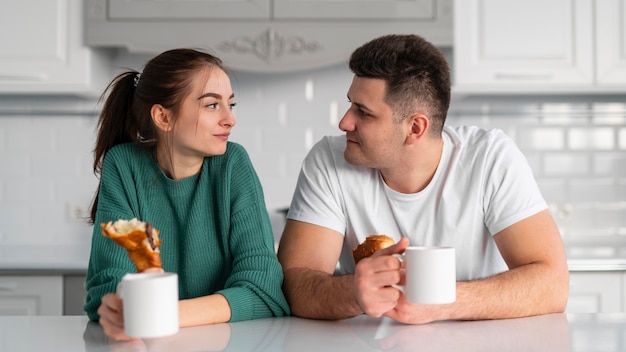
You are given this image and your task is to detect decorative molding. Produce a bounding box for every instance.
[217,29,321,63]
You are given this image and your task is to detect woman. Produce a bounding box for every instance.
[84,48,290,340]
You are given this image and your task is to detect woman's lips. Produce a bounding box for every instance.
[215,133,230,141]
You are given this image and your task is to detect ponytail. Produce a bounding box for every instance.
[89,70,140,223]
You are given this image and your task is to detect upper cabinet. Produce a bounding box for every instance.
[0,0,110,95]
[453,0,626,93]
[85,0,453,73]
[596,0,626,85]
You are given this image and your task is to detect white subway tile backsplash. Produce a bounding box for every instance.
[5,179,54,204]
[568,128,615,150]
[329,101,340,126]
[619,128,626,150]
[543,153,590,176]
[569,178,616,202]
[0,206,30,243]
[278,102,288,126]
[542,115,588,126]
[305,80,314,102]
[517,128,564,150]
[0,64,625,245]
[6,119,56,154]
[260,126,310,153]
[537,179,568,202]
[593,153,626,175]
[595,204,626,228]
[1,155,30,177]
[31,154,81,178]
[592,115,626,125]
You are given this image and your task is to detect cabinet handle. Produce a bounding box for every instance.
[494,73,553,81]
[0,282,18,291]
[0,74,47,82]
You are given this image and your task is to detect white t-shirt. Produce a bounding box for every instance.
[287,125,547,280]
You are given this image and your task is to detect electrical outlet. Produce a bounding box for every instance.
[67,203,90,222]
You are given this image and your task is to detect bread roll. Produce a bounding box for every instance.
[101,218,162,272]
[352,234,395,263]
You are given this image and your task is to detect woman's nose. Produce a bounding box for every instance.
[223,109,236,128]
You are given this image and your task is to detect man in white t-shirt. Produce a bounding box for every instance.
[277,34,569,324]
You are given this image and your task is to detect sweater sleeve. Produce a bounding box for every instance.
[83,146,142,320]
[216,144,291,321]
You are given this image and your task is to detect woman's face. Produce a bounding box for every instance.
[171,67,236,161]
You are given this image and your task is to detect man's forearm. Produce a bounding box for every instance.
[450,262,569,321]
[283,267,363,320]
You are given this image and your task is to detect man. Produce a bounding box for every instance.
[277,34,569,324]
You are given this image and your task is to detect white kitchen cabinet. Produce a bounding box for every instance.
[567,272,623,313]
[85,0,452,73]
[0,0,110,95]
[453,0,626,93]
[0,276,63,316]
[596,0,626,85]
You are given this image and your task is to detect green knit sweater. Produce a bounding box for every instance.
[84,142,290,322]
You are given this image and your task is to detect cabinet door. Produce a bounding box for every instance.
[0,276,63,316]
[596,0,626,85]
[454,0,594,91]
[274,0,435,19]
[0,0,109,95]
[107,0,270,20]
[567,272,623,313]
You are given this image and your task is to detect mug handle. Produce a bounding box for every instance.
[391,254,405,293]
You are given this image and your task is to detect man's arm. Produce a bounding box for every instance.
[385,209,569,324]
[277,219,407,320]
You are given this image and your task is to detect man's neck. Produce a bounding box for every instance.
[380,136,444,194]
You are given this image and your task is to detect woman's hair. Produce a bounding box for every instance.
[89,48,225,223]
[348,34,451,136]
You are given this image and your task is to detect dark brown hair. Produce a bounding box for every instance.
[89,48,225,223]
[348,34,451,135]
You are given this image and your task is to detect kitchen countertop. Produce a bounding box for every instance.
[0,244,91,274]
[1,243,626,273]
[0,313,624,351]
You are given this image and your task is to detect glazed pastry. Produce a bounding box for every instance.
[352,234,395,263]
[101,218,162,272]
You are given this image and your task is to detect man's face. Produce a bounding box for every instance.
[339,75,408,170]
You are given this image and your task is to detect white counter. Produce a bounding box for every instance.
[0,313,623,351]
[0,245,91,273]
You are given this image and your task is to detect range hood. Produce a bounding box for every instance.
[84,0,453,73]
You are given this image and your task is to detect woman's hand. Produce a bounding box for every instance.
[97,293,135,341]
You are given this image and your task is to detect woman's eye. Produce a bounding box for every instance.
[205,103,218,109]
[229,102,237,110]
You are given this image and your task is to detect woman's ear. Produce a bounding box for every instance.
[151,104,173,132]
[405,113,429,145]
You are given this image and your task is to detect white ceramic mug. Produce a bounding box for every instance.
[393,246,456,304]
[119,272,179,338]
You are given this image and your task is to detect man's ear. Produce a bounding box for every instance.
[405,113,429,145]
[151,104,173,132]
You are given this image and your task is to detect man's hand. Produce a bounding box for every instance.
[354,237,409,317]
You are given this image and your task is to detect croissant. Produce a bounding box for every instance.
[101,218,162,272]
[352,234,395,263]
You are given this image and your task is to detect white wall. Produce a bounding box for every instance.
[0,58,625,247]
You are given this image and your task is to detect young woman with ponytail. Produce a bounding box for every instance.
[84,48,289,340]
